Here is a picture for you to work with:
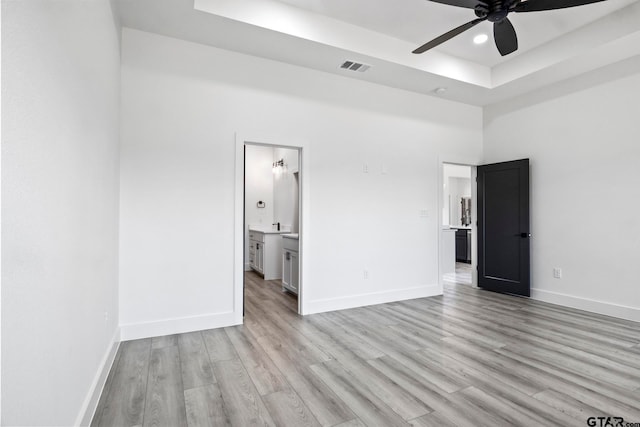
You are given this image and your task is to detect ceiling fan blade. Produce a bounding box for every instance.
[494,18,518,56]
[428,0,487,9]
[514,0,606,12]
[413,18,486,54]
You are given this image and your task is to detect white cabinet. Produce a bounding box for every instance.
[282,236,299,294]
[249,229,283,280]
[249,240,258,272]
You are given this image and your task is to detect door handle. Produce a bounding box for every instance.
[520,233,530,238]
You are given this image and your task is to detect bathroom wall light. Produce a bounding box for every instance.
[272,158,286,174]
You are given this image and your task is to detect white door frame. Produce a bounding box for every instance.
[234,133,311,323]
[438,157,480,289]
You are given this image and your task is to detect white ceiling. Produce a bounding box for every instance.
[113,0,640,106]
[275,0,638,67]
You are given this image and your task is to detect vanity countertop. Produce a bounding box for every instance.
[249,226,288,234]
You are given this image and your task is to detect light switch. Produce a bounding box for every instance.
[553,267,562,279]
[419,209,429,218]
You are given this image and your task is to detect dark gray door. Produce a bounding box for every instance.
[477,159,530,297]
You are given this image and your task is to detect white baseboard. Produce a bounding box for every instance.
[304,284,441,315]
[120,311,238,341]
[244,262,251,271]
[531,288,640,323]
[75,327,121,427]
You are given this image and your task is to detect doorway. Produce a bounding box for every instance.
[234,135,308,323]
[244,144,301,316]
[439,162,478,287]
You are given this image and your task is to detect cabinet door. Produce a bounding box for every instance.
[256,242,264,273]
[282,250,291,288]
[455,232,467,262]
[249,241,257,269]
[290,251,299,292]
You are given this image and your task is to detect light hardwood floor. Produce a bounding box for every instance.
[92,271,640,427]
[443,262,472,285]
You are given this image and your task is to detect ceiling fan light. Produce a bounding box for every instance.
[473,33,489,44]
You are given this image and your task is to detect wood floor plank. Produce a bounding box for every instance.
[444,387,518,427]
[457,386,551,426]
[415,345,578,426]
[184,384,230,427]
[212,358,275,426]
[96,339,151,427]
[430,297,640,370]
[255,333,356,426]
[328,358,433,420]
[408,412,460,427]
[434,337,563,394]
[151,334,178,349]
[94,272,640,427]
[332,419,367,427]
[202,328,237,363]
[495,347,640,420]
[518,304,640,342]
[261,389,321,427]
[497,340,640,391]
[329,311,425,354]
[533,389,603,422]
[383,348,470,394]
[307,313,386,360]
[143,346,187,427]
[310,362,410,427]
[365,356,493,427]
[251,299,333,365]
[224,325,288,395]
[178,332,216,390]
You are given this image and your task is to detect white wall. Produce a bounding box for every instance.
[245,145,275,268]
[273,147,299,232]
[1,1,121,425]
[484,72,640,321]
[118,28,482,336]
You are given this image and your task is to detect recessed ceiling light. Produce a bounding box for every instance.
[473,34,489,45]
[433,87,447,95]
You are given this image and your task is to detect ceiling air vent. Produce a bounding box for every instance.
[339,60,371,73]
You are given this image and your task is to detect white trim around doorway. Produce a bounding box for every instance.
[234,133,311,323]
[438,156,481,291]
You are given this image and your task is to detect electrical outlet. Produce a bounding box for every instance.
[553,268,562,279]
[363,270,369,279]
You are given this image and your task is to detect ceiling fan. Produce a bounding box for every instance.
[413,0,608,56]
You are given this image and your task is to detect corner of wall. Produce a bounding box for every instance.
[75,327,121,427]
[119,311,237,342]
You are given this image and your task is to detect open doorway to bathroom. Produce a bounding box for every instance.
[441,163,476,286]
[244,144,301,316]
